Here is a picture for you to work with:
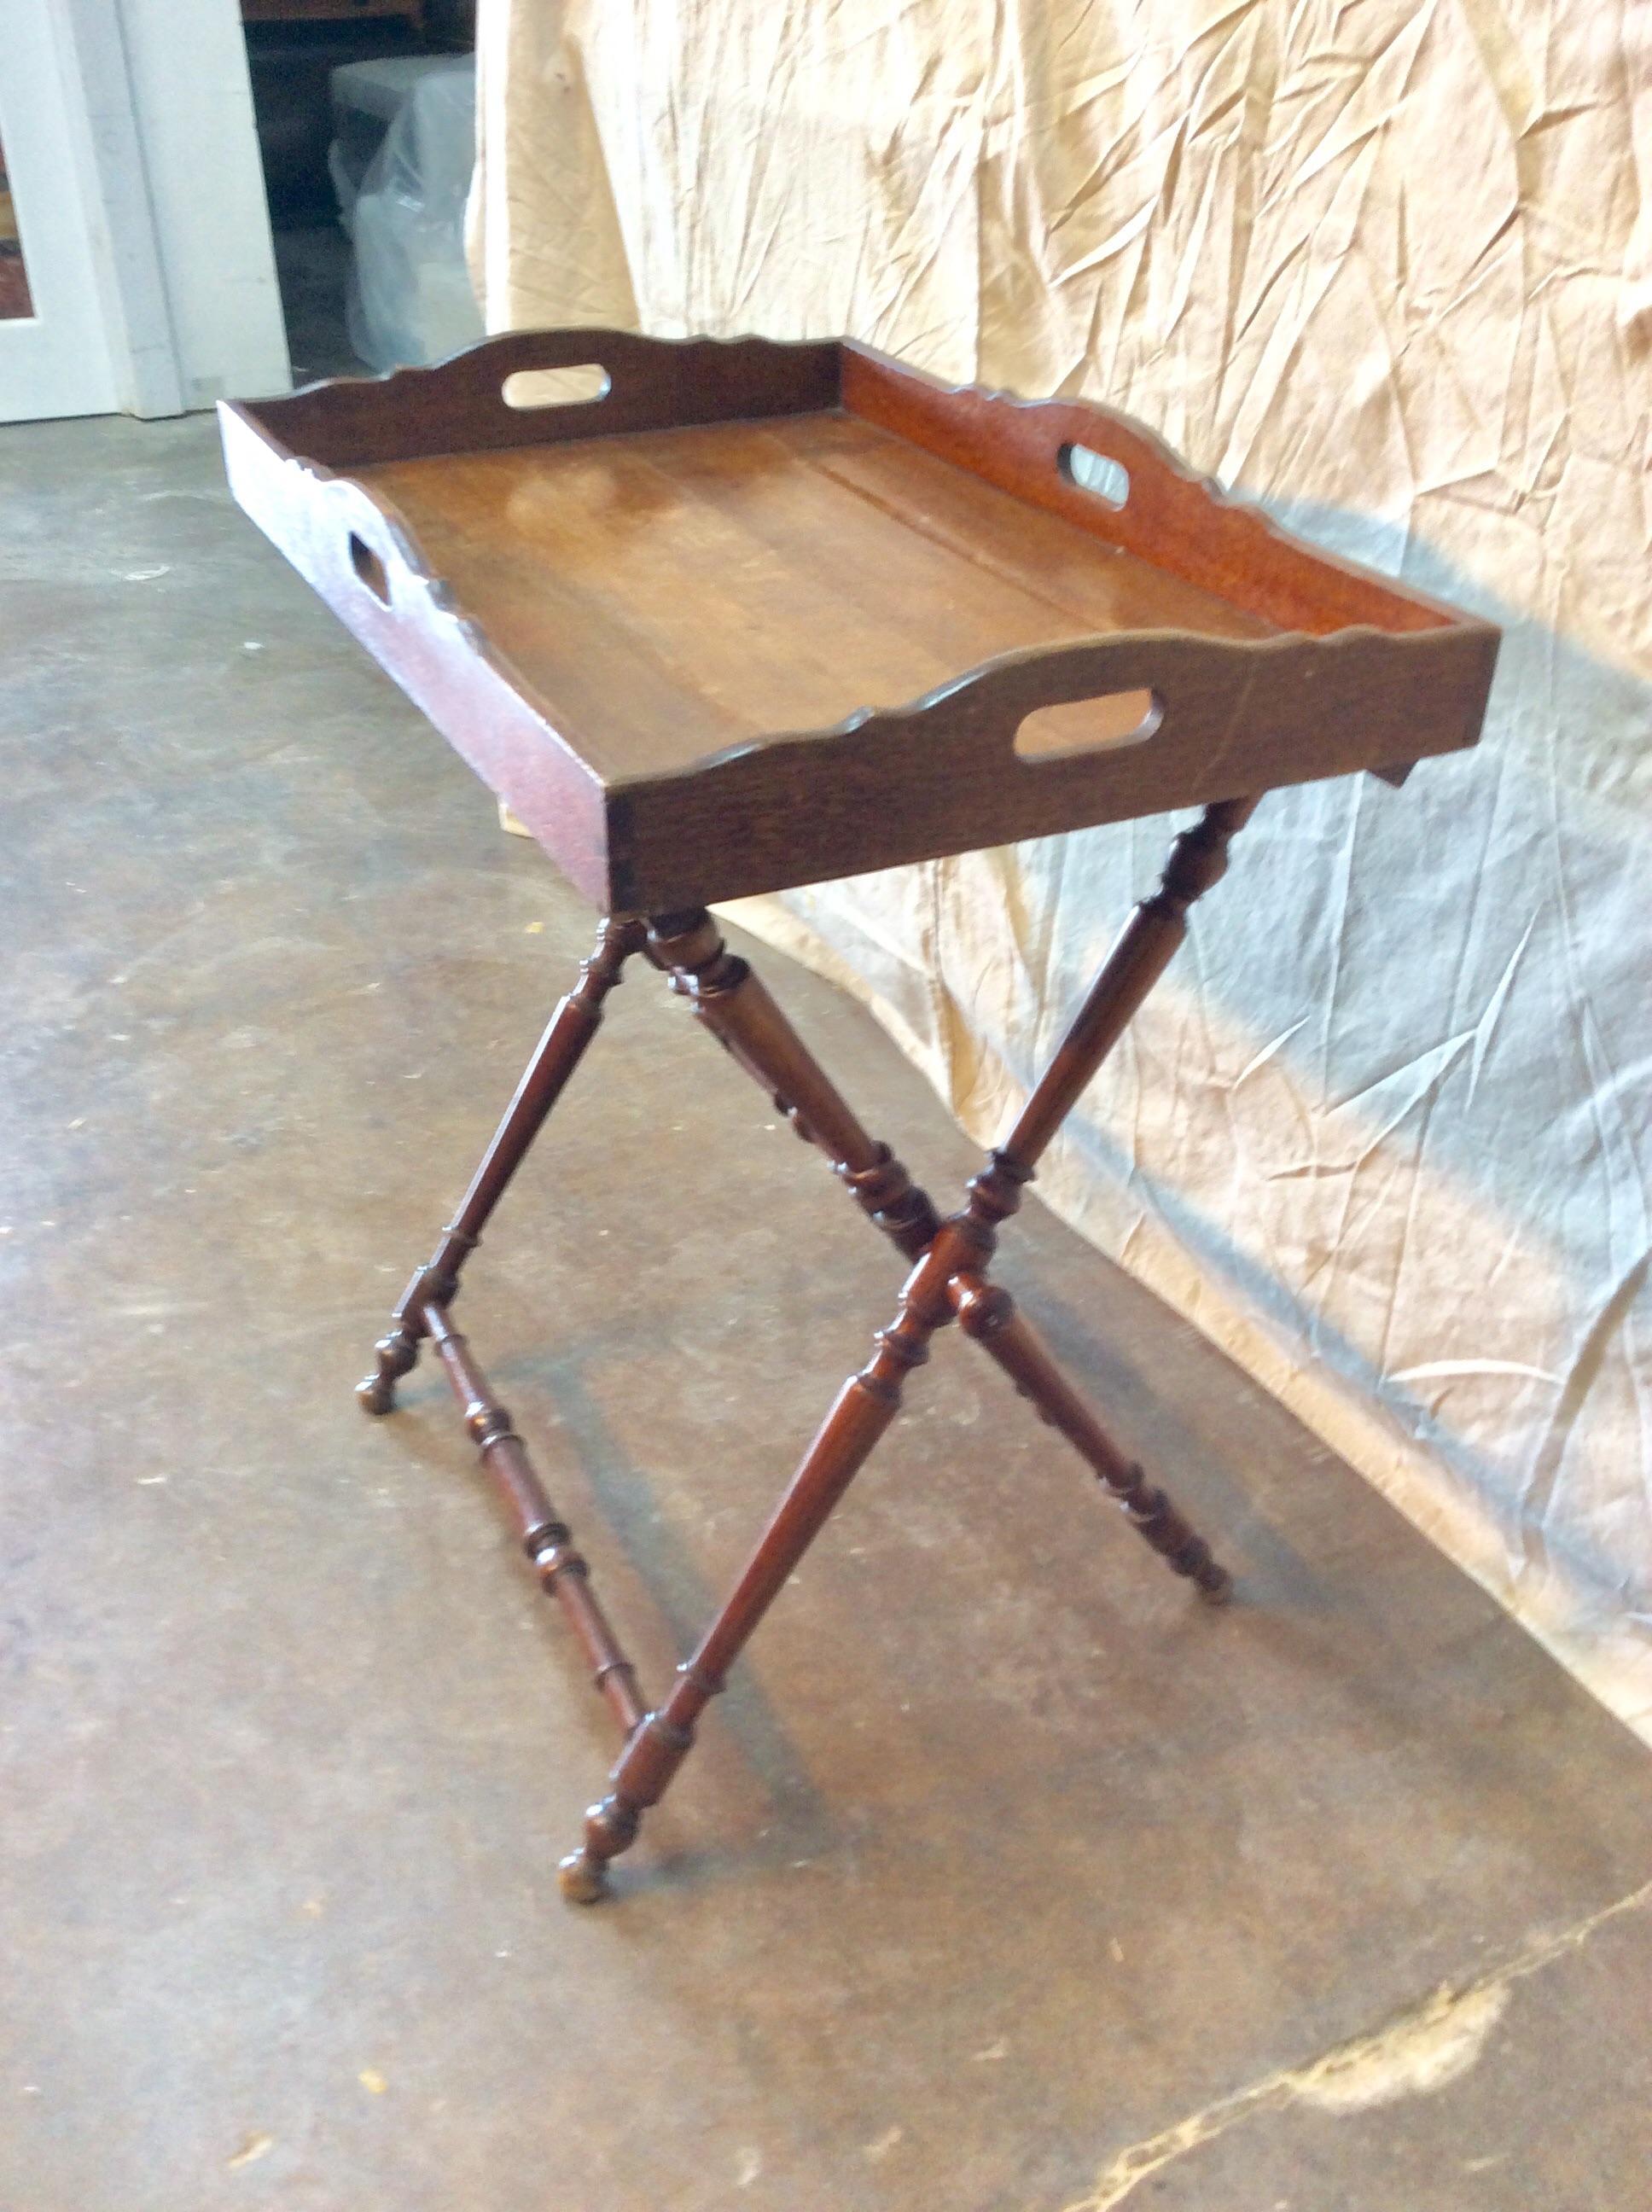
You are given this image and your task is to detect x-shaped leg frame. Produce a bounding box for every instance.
[358,798,1256,1901]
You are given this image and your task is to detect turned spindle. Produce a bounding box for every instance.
[950,1276,1230,1601]
[648,911,940,1260]
[424,1305,649,1738]
[357,914,646,1414]
[556,1264,943,1901]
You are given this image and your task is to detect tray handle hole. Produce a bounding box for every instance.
[349,533,390,604]
[1061,443,1130,509]
[1015,690,1160,761]
[503,364,613,409]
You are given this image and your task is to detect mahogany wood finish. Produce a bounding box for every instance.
[951,1279,1228,1598]
[554,804,1248,1900]
[218,329,1502,1903]
[424,1304,647,1740]
[840,349,1443,640]
[220,329,1498,911]
[357,913,644,1414]
[645,911,941,1260]
[992,795,1258,1175]
[557,1336,910,1904]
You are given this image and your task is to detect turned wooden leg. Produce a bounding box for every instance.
[563,812,1261,1891]
[357,914,646,1413]
[985,796,1259,1178]
[556,1237,957,1902]
[423,1306,649,1737]
[916,802,1256,1593]
[951,1275,1230,1600]
[648,911,941,1260]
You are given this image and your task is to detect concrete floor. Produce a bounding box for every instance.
[3,407,1650,2212]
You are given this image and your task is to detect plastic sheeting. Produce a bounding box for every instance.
[337,54,484,371]
[469,1,1652,1736]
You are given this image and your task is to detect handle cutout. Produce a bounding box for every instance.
[503,364,613,410]
[349,533,389,604]
[1014,689,1160,760]
[1061,442,1131,509]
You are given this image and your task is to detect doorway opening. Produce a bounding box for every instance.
[241,0,480,385]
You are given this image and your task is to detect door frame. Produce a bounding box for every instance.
[61,0,189,417]
[1,0,289,423]
[1,0,128,419]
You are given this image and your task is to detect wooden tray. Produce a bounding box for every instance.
[220,330,1498,912]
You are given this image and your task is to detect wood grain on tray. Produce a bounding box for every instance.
[220,329,1498,909]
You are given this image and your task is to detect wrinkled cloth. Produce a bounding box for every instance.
[471,0,1652,1736]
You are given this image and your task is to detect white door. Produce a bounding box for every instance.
[0,0,124,420]
[1,0,289,425]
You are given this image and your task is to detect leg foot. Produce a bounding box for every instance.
[557,1792,641,1905]
[556,1851,610,1905]
[358,1327,418,1415]
[1122,1470,1233,1602]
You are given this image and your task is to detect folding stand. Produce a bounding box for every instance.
[357,800,1250,1899]
[218,326,1497,1903]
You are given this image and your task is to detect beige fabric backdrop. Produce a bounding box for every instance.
[471,0,1652,1735]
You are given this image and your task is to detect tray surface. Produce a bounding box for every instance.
[219,330,1498,910]
[361,412,1273,780]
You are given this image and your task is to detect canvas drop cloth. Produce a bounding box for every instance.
[470,1,1652,1736]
